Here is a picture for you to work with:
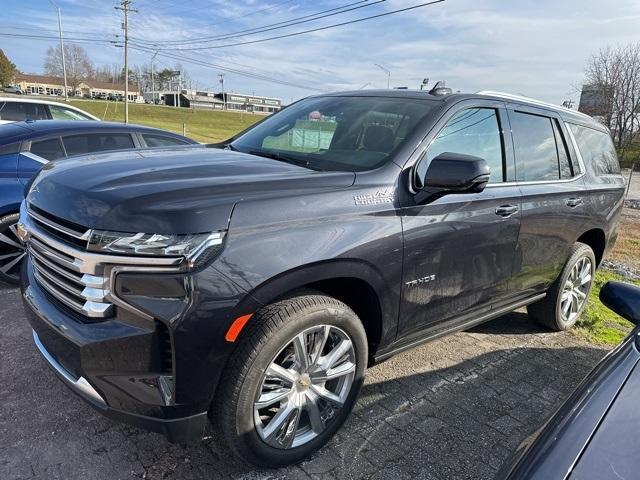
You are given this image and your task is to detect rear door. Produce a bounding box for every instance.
[17,137,66,185]
[398,100,521,339]
[508,105,589,294]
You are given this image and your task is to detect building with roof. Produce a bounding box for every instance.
[12,74,142,102]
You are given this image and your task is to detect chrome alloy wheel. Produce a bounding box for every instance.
[0,220,26,282]
[254,325,356,449]
[560,256,593,323]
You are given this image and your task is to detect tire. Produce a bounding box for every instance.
[0,213,25,285]
[214,292,368,467]
[527,242,596,331]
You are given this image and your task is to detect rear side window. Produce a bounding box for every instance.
[30,138,65,161]
[48,104,93,121]
[418,108,505,183]
[551,120,573,179]
[0,142,20,155]
[63,133,135,156]
[511,111,561,181]
[0,101,50,121]
[568,124,620,175]
[142,134,190,147]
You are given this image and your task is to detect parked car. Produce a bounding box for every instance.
[0,120,198,283]
[2,86,23,95]
[0,96,99,124]
[500,280,640,480]
[17,89,624,467]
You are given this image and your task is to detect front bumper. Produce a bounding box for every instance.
[31,328,207,443]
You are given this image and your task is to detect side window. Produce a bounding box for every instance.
[551,120,573,179]
[63,133,135,156]
[511,111,560,181]
[29,138,65,161]
[0,102,49,121]
[142,134,190,147]
[417,108,504,184]
[48,104,93,121]
[568,124,620,176]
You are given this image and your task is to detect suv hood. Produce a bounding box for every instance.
[27,148,355,234]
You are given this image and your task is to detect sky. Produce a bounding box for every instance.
[2,0,639,104]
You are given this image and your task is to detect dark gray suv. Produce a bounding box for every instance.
[18,89,624,466]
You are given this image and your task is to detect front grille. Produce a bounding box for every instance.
[29,211,114,319]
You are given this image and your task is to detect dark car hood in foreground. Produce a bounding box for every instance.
[27,148,355,234]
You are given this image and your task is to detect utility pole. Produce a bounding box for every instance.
[374,63,391,89]
[47,1,68,101]
[115,0,137,123]
[150,50,158,104]
[218,74,225,110]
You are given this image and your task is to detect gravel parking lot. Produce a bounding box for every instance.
[0,283,607,480]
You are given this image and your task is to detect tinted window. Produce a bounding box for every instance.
[552,120,573,179]
[48,104,93,121]
[0,101,49,121]
[0,142,20,155]
[231,96,436,172]
[142,134,190,147]
[63,133,135,156]
[30,138,65,161]
[418,108,504,183]
[568,124,620,175]
[511,112,559,181]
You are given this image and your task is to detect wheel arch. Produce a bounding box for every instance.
[240,260,394,361]
[576,228,606,267]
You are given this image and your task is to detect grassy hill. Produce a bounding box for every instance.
[58,99,262,143]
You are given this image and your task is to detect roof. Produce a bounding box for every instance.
[0,120,197,144]
[319,89,604,130]
[0,96,99,120]
[13,74,138,92]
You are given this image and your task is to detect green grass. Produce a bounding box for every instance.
[56,99,261,143]
[574,269,640,345]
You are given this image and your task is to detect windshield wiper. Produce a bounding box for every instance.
[248,150,321,171]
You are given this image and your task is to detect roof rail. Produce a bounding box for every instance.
[476,90,593,120]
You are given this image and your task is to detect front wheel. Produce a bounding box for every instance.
[528,242,596,331]
[214,292,367,467]
[0,213,26,285]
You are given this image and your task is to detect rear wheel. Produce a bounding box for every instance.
[0,213,25,285]
[527,242,595,331]
[214,292,367,467]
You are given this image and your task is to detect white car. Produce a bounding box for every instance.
[0,96,99,124]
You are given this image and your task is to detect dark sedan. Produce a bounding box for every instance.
[0,120,198,283]
[500,280,640,480]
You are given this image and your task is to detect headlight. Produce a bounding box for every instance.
[87,230,225,268]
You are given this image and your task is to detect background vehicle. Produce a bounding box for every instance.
[0,97,98,124]
[0,120,198,283]
[18,90,624,467]
[2,86,23,95]
[500,281,640,480]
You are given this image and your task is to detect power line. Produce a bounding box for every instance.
[147,0,445,51]
[131,0,372,46]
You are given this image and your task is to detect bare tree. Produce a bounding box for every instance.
[584,42,640,160]
[44,43,94,95]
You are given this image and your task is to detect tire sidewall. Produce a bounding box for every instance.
[553,245,596,330]
[232,301,367,466]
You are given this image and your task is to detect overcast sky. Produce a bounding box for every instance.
[3,0,640,103]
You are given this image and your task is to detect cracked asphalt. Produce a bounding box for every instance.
[0,282,608,480]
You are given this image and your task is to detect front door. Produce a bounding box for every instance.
[398,103,521,340]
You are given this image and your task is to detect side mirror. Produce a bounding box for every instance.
[414,152,491,204]
[600,281,640,325]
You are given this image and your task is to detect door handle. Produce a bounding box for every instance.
[565,198,584,208]
[495,205,519,217]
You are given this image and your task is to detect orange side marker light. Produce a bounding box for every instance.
[225,314,253,342]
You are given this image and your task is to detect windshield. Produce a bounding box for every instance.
[231,96,436,172]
